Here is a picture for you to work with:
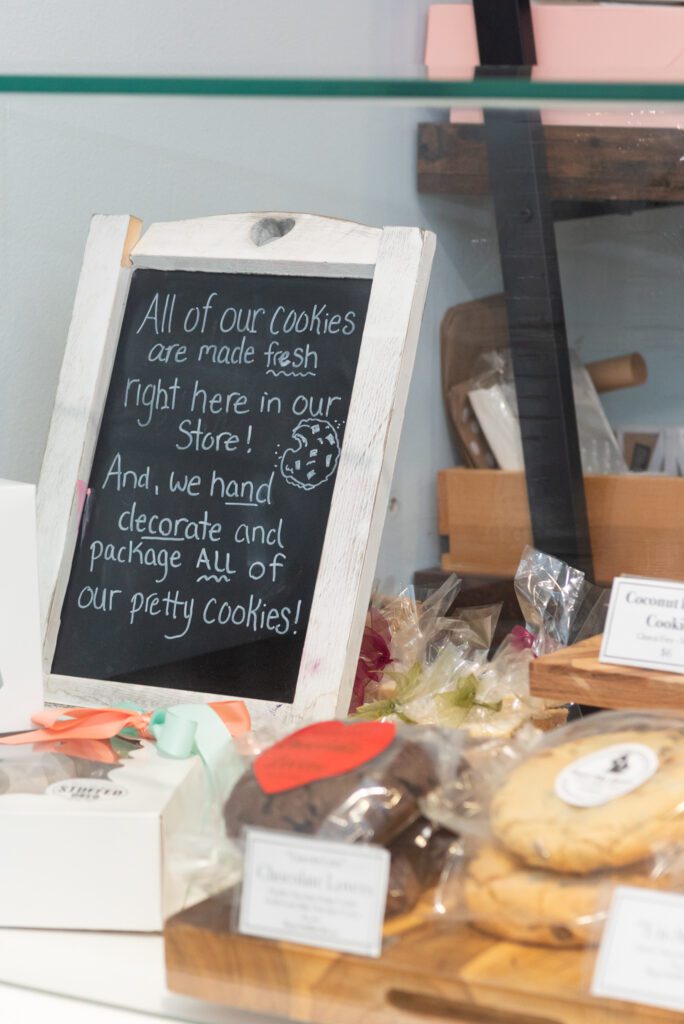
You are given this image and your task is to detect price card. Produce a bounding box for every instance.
[238,828,390,957]
[592,886,684,1013]
[600,575,684,673]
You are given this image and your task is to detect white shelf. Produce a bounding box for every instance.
[0,928,285,1023]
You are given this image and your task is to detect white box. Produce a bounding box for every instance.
[0,740,206,931]
[0,480,44,730]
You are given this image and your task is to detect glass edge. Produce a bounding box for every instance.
[2,74,684,104]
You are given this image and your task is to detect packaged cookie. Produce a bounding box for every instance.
[388,815,459,889]
[440,838,684,949]
[430,711,684,947]
[224,719,463,920]
[489,711,684,874]
[224,719,461,845]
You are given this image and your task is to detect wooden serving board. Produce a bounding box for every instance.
[530,634,684,710]
[164,890,680,1024]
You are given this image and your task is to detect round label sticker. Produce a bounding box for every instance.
[554,742,659,808]
[46,779,128,802]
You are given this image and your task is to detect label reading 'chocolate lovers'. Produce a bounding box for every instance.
[554,742,659,808]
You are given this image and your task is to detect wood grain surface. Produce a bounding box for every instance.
[165,890,681,1024]
[37,214,142,663]
[530,633,684,710]
[418,123,684,203]
[438,468,684,585]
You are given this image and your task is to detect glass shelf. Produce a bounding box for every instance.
[3,73,684,105]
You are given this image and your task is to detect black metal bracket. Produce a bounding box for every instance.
[474,0,536,66]
[472,0,594,578]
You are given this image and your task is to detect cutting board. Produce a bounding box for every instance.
[164,889,680,1024]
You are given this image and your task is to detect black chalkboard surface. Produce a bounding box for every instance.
[52,269,371,703]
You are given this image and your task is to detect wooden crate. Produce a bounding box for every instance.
[438,468,684,585]
[165,890,681,1024]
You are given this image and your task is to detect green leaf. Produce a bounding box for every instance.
[451,675,479,708]
[394,663,424,703]
[353,699,396,721]
[431,692,471,727]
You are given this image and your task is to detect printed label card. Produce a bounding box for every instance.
[600,575,684,674]
[239,827,390,957]
[592,886,684,1013]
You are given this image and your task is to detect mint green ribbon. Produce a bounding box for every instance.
[116,701,241,799]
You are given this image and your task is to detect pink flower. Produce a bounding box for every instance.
[350,609,393,712]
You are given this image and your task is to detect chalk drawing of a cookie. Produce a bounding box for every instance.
[280,417,341,491]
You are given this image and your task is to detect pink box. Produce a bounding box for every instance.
[426,3,684,127]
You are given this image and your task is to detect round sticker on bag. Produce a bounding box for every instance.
[554,742,659,808]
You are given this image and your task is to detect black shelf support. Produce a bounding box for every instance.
[473,0,594,579]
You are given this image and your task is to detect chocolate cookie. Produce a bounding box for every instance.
[224,736,438,845]
[385,852,422,918]
[389,816,457,888]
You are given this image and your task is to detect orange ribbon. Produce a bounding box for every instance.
[38,738,122,765]
[206,701,251,738]
[0,701,250,746]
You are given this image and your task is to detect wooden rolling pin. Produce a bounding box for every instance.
[585,352,647,393]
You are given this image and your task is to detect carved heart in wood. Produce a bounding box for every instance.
[251,216,296,247]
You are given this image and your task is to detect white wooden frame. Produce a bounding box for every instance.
[38,212,435,728]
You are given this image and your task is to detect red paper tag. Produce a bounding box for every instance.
[254,720,396,795]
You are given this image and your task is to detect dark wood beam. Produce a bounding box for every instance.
[418,122,684,203]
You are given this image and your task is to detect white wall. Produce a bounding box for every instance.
[0,0,495,585]
[557,206,684,432]
[0,1,446,76]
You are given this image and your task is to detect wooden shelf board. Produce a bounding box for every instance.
[418,123,684,203]
[530,633,684,709]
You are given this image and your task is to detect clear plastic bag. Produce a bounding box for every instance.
[515,544,608,655]
[222,720,465,921]
[353,546,601,733]
[224,722,463,844]
[350,575,463,713]
[466,350,524,471]
[0,736,136,794]
[570,351,628,476]
[355,604,500,726]
[464,348,627,475]
[431,710,684,948]
[435,834,684,949]
[384,573,462,672]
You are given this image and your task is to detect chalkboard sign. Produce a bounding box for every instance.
[38,213,434,726]
[53,266,370,702]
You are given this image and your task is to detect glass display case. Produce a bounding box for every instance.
[7,72,684,597]
[5,2,684,1020]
